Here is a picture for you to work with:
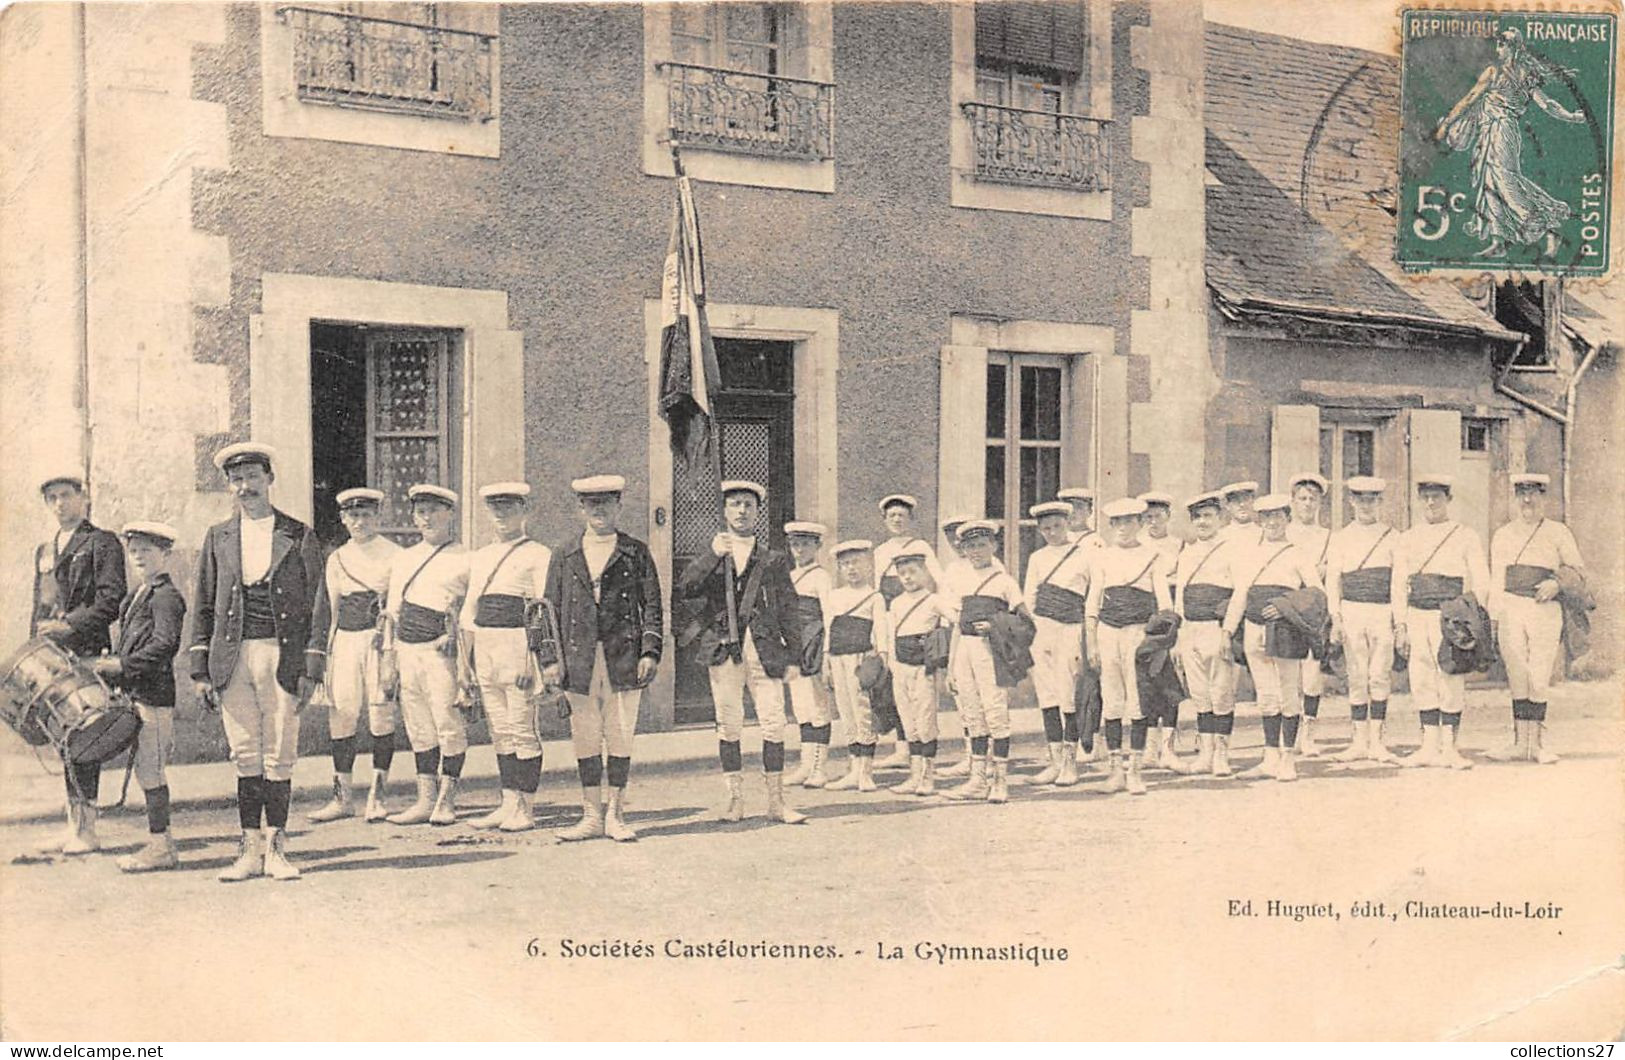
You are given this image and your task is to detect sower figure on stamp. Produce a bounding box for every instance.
[1222,493,1324,783]
[1394,473,1490,770]
[1285,474,1332,758]
[822,540,892,794]
[1325,477,1402,766]
[872,494,942,770]
[1173,492,1239,777]
[541,475,663,843]
[782,522,835,788]
[307,488,400,824]
[1023,501,1088,788]
[92,522,187,872]
[1485,473,1584,765]
[378,485,470,826]
[31,470,125,855]
[462,483,552,832]
[190,443,324,882]
[675,479,808,825]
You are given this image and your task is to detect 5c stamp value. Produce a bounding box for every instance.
[1398,8,1616,275]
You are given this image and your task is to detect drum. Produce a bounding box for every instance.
[0,638,140,764]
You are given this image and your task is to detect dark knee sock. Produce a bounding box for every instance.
[330,735,357,775]
[1510,697,1530,721]
[1041,706,1063,743]
[67,760,101,801]
[1282,714,1301,746]
[415,748,441,776]
[762,740,785,773]
[1197,711,1214,734]
[1529,701,1547,722]
[1217,713,1236,736]
[718,739,742,773]
[1441,712,1462,729]
[514,754,541,794]
[1262,714,1283,747]
[607,755,631,789]
[237,776,264,829]
[799,723,815,743]
[922,739,939,758]
[857,742,877,758]
[440,752,465,779]
[1419,709,1441,728]
[371,732,396,774]
[811,723,832,745]
[908,740,922,756]
[992,736,1010,759]
[969,735,989,756]
[145,785,170,834]
[1369,700,1388,721]
[1103,719,1123,752]
[1350,703,1370,722]
[577,756,604,788]
[1302,695,1320,719]
[1129,718,1148,752]
[496,752,517,791]
[263,779,292,829]
[1062,712,1079,743]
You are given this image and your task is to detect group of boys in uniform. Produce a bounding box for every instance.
[21,445,1586,870]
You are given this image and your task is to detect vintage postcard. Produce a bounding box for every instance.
[0,0,1621,1045]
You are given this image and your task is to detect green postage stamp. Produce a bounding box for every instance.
[1399,8,1617,275]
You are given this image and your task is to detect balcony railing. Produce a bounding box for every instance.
[661,61,834,161]
[961,101,1109,191]
[278,6,495,122]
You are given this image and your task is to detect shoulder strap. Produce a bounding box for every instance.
[1318,531,1330,564]
[1353,527,1392,572]
[1039,542,1084,587]
[1414,524,1460,576]
[1122,553,1158,589]
[838,590,879,619]
[1510,518,1545,567]
[1180,539,1221,587]
[332,549,371,594]
[972,571,1000,596]
[1241,544,1294,593]
[792,564,821,589]
[895,593,932,632]
[736,548,771,625]
[475,538,533,599]
[399,542,452,602]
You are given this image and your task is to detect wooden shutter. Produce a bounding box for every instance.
[975,1,1085,74]
[939,344,990,550]
[1270,404,1321,496]
[1406,407,1461,526]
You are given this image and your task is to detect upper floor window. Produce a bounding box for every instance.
[659,2,834,162]
[279,2,496,123]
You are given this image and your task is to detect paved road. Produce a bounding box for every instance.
[3,682,1621,1041]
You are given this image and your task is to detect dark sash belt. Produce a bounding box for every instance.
[398,601,448,644]
[828,614,874,655]
[895,632,928,666]
[879,574,904,603]
[795,595,824,626]
[1099,586,1155,629]
[1504,564,1554,599]
[1244,584,1290,626]
[959,594,1004,636]
[1341,567,1391,605]
[1407,573,1463,611]
[1182,583,1232,623]
[1033,583,1086,624]
[336,591,380,631]
[474,593,526,628]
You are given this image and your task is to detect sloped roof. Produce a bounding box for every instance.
[1204,22,1517,340]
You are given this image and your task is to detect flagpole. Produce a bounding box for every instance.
[671,137,739,650]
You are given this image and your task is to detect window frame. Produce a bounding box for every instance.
[1318,419,1380,529]
[986,351,1069,572]
[363,328,455,543]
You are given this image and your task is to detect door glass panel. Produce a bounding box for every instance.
[986,362,1007,439]
[1020,365,1062,440]
[1345,429,1375,477]
[985,445,1006,518]
[1019,446,1060,513]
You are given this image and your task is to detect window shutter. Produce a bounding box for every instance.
[975,1,1084,75]
[939,345,990,548]
[1406,407,1461,527]
[468,329,526,547]
[1270,404,1321,496]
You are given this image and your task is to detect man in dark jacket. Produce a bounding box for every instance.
[675,479,806,824]
[31,469,126,856]
[540,475,663,843]
[190,442,324,883]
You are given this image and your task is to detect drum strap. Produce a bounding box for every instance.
[1039,542,1084,590]
[1353,527,1392,572]
[1510,519,1545,567]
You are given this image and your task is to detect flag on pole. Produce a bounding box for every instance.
[657,163,723,476]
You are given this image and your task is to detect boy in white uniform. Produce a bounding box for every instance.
[1172,492,1238,776]
[1394,473,1490,769]
[1485,473,1583,765]
[943,521,1030,803]
[1022,501,1088,787]
[1223,493,1323,782]
[308,488,400,823]
[887,544,952,795]
[823,540,892,793]
[1325,476,1402,765]
[1285,473,1332,757]
[783,522,835,786]
[461,483,552,832]
[872,495,942,769]
[380,485,470,825]
[1138,491,1187,770]
[934,516,983,778]
[1085,498,1171,795]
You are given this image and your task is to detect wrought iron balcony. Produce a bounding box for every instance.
[961,101,1110,191]
[278,6,495,122]
[661,61,834,161]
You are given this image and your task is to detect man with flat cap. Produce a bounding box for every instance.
[1325,476,1402,765]
[782,521,834,787]
[191,442,324,882]
[462,481,552,832]
[1285,473,1332,757]
[540,475,663,843]
[1486,473,1584,765]
[675,478,807,825]
[1218,481,1262,547]
[30,469,125,855]
[1023,500,1089,786]
[1056,486,1100,547]
[1172,491,1239,776]
[307,487,401,823]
